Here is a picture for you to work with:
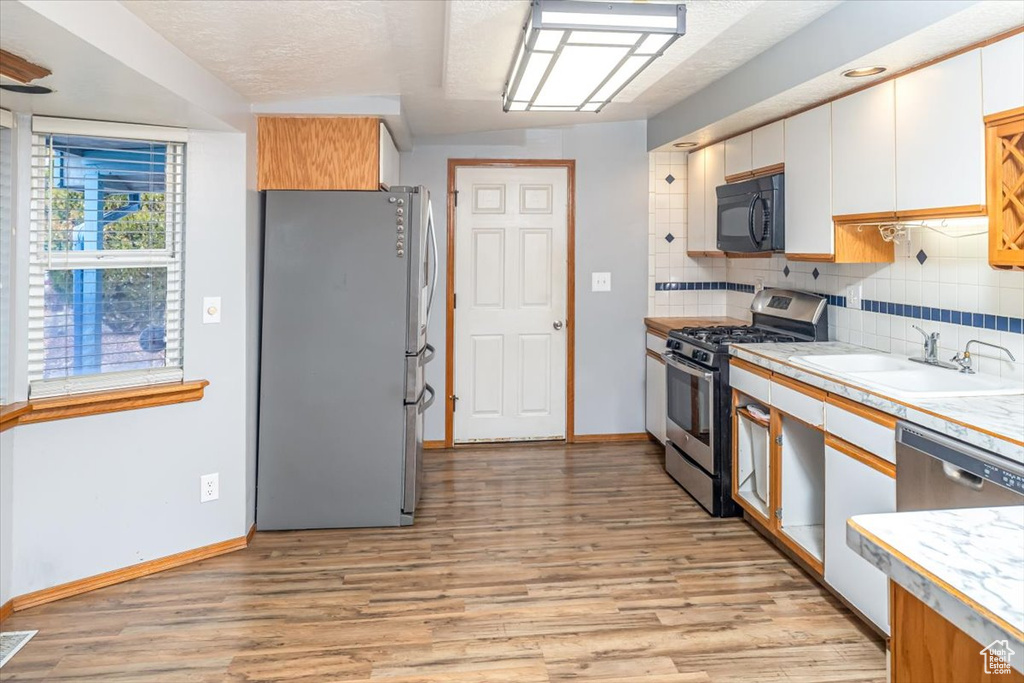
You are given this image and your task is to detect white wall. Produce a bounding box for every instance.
[4,129,251,597]
[400,120,649,440]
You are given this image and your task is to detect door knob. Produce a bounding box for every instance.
[553,320,563,331]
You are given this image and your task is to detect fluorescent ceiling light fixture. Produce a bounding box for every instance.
[503,1,686,113]
[842,66,887,78]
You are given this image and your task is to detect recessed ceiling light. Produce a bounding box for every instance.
[673,141,697,148]
[0,83,52,94]
[503,0,687,113]
[842,66,887,78]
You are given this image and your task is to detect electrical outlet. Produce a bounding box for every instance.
[200,473,219,503]
[847,285,862,309]
[754,277,765,293]
[591,272,611,292]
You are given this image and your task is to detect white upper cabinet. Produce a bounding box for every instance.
[784,104,833,255]
[895,50,984,211]
[725,132,753,177]
[704,142,726,253]
[982,33,1024,115]
[751,121,785,170]
[832,81,896,216]
[687,148,706,252]
[379,122,400,189]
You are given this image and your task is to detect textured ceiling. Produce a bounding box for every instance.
[0,0,225,130]
[655,0,1024,150]
[121,0,838,138]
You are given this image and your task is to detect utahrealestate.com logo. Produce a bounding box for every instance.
[980,640,1015,675]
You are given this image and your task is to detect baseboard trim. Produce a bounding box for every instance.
[424,440,447,450]
[246,522,257,544]
[12,525,256,613]
[572,432,650,443]
[0,598,12,622]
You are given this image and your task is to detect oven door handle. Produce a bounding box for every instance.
[663,353,714,383]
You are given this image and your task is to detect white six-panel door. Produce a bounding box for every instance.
[454,166,568,442]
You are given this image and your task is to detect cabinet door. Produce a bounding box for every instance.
[832,81,896,216]
[896,50,985,211]
[725,132,752,178]
[982,33,1024,116]
[645,355,666,443]
[751,121,785,171]
[784,104,833,256]
[687,148,706,252]
[703,142,726,253]
[824,440,895,634]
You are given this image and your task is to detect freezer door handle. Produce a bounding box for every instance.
[425,200,438,327]
[420,383,436,413]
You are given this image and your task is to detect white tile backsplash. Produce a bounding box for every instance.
[647,152,1024,380]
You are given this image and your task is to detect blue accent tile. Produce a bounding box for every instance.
[952,311,961,325]
[973,313,985,328]
[923,307,931,320]
[812,267,820,280]
[665,174,675,185]
[665,233,675,243]
[931,307,941,321]
[963,311,973,326]
[916,249,928,264]
[1011,318,1023,334]
[911,305,921,319]
[872,301,881,313]
[997,316,1009,332]
[941,309,951,323]
[895,303,905,316]
[783,266,791,277]
[861,300,869,311]
[985,314,996,330]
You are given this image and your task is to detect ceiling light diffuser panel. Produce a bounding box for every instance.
[503,1,686,113]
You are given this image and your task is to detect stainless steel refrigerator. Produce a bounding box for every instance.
[257,187,437,529]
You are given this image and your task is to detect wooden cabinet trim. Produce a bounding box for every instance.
[772,373,827,401]
[784,253,836,262]
[826,393,898,429]
[731,390,774,528]
[731,357,772,380]
[0,380,209,432]
[646,349,666,363]
[825,433,896,479]
[724,171,754,184]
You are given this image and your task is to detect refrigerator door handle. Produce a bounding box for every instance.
[425,200,438,327]
[420,383,436,414]
[422,343,436,366]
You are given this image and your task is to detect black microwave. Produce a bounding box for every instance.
[716,173,784,253]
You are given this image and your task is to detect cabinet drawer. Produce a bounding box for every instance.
[825,397,896,464]
[771,376,824,427]
[646,332,665,354]
[730,360,771,404]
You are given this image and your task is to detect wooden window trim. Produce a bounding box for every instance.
[0,380,209,432]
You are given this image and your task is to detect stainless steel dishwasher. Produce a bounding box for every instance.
[896,422,1024,511]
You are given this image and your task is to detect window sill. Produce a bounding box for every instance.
[0,380,209,432]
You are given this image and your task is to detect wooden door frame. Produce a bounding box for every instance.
[445,158,576,448]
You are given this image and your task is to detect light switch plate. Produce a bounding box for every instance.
[203,296,221,324]
[591,272,611,292]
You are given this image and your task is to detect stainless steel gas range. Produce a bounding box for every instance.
[663,289,829,517]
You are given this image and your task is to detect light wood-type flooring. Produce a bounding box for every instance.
[1,440,886,681]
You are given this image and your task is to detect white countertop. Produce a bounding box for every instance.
[848,506,1024,674]
[730,341,1024,464]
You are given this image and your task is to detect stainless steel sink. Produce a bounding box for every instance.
[789,354,1024,399]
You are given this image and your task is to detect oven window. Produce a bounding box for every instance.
[667,363,712,448]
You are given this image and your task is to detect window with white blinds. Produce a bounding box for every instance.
[0,109,13,403]
[28,118,187,398]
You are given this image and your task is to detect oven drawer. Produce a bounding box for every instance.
[665,441,715,514]
[730,360,771,404]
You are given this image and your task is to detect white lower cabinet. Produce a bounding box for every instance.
[645,354,666,444]
[824,441,896,634]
